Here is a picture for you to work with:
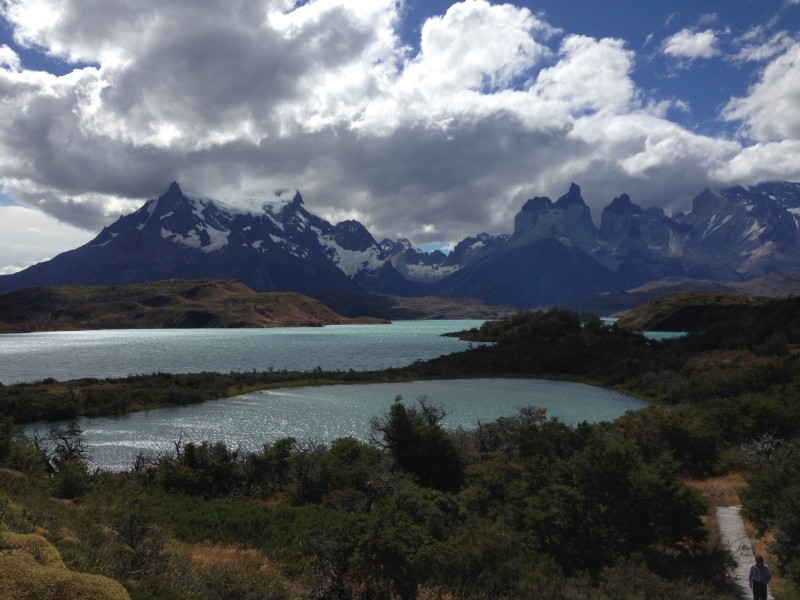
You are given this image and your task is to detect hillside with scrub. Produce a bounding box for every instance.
[0,279,388,333]
[2,293,800,598]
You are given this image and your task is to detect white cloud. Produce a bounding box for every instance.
[352,0,557,133]
[712,140,800,183]
[532,35,636,116]
[0,0,795,259]
[0,204,94,273]
[731,31,796,63]
[723,43,800,141]
[698,13,719,27]
[408,0,554,92]
[0,43,21,70]
[730,20,797,64]
[663,28,720,61]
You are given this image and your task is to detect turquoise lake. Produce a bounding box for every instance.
[29,378,645,471]
[0,320,485,384]
[7,321,646,471]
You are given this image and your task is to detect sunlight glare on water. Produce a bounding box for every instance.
[29,378,645,471]
[0,320,485,383]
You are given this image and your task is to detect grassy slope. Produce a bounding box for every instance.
[565,271,800,316]
[615,291,768,332]
[0,279,386,332]
[311,289,518,320]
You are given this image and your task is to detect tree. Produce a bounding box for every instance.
[47,421,90,469]
[45,421,90,498]
[0,417,49,475]
[370,397,464,493]
[244,437,296,496]
[354,487,465,599]
[521,430,706,575]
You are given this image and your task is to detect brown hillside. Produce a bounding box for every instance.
[615,291,767,332]
[0,279,386,332]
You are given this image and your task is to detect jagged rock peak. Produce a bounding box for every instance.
[167,181,183,195]
[274,188,303,206]
[691,188,730,213]
[521,196,553,211]
[554,183,586,208]
[149,181,192,214]
[606,193,642,215]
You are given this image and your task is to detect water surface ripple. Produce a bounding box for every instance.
[0,320,485,384]
[30,378,644,471]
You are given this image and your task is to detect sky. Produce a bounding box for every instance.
[1,0,799,274]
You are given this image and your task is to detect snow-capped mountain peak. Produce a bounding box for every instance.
[6,180,800,310]
[83,182,398,288]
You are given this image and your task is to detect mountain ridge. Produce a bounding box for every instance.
[0,279,387,333]
[3,180,800,310]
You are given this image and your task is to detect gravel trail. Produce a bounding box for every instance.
[716,505,772,599]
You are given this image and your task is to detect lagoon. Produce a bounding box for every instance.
[30,378,645,471]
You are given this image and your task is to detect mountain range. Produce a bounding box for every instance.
[3,180,800,310]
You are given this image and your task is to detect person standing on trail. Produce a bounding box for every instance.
[749,555,772,600]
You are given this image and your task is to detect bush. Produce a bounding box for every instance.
[0,530,131,600]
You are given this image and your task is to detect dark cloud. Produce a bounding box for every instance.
[0,0,798,267]
[0,81,182,225]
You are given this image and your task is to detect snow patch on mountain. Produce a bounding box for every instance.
[404,263,460,281]
[203,227,231,253]
[702,214,733,238]
[318,236,384,277]
[209,189,300,218]
[136,200,159,230]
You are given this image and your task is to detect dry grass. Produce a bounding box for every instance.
[185,541,305,596]
[0,527,131,600]
[0,554,131,600]
[685,472,746,508]
[188,541,264,571]
[685,473,747,565]
[0,531,66,568]
[686,350,772,370]
[0,278,387,332]
[0,468,25,480]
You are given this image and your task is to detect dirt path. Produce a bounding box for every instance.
[716,505,772,599]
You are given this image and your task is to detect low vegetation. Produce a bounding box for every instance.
[310,290,517,321]
[614,290,769,332]
[1,293,800,598]
[0,279,386,332]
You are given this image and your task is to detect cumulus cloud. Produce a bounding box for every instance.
[723,43,800,141]
[663,28,720,61]
[0,0,798,263]
[712,140,800,183]
[0,43,20,70]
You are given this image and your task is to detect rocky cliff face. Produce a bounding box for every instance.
[511,183,598,253]
[3,180,800,309]
[0,183,397,295]
[426,181,800,307]
[673,182,800,277]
